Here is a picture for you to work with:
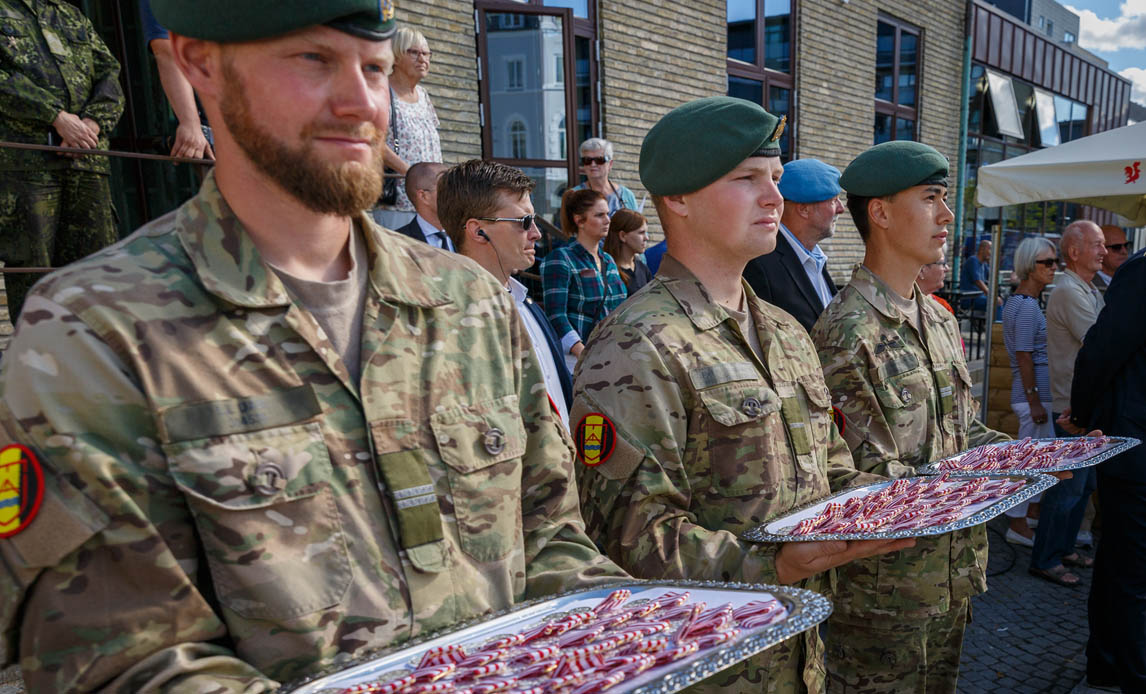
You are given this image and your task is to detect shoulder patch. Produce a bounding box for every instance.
[0,444,45,538]
[832,406,847,436]
[575,413,617,467]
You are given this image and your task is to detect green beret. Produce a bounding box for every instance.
[640,96,785,196]
[839,141,949,197]
[151,0,397,42]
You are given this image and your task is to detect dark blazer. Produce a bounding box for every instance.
[520,295,574,410]
[1071,249,1146,482]
[743,229,837,333]
[395,217,429,244]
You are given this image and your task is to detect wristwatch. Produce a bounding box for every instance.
[1025,386,1039,395]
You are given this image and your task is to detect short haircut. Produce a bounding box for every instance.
[436,159,535,252]
[603,209,646,259]
[392,27,428,65]
[560,188,606,239]
[1059,219,1098,258]
[579,137,614,160]
[1013,236,1057,281]
[846,194,874,243]
[404,162,446,206]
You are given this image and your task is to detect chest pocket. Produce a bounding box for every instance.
[695,379,784,497]
[164,420,350,621]
[430,395,526,562]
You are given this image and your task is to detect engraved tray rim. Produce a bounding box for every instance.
[915,436,1141,475]
[284,580,833,694]
[741,472,1058,543]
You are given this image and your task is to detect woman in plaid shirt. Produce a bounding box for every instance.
[541,189,628,373]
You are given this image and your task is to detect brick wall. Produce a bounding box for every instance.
[395,3,482,166]
[597,0,728,238]
[797,0,966,284]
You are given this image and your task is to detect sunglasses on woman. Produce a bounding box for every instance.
[580,156,609,166]
[1034,258,1059,267]
[477,215,536,231]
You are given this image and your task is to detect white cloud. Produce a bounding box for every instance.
[1122,66,1146,101]
[1065,1,1146,51]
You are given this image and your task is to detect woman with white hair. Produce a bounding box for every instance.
[376,27,442,228]
[571,137,638,215]
[1001,238,1058,562]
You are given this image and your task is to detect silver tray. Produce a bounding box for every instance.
[742,473,1056,543]
[916,436,1141,475]
[284,581,832,694]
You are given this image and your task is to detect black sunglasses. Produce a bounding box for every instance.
[478,215,536,231]
[1034,258,1059,267]
[581,156,609,166]
[1106,242,1130,251]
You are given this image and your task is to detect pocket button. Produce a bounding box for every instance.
[251,461,287,496]
[741,396,763,418]
[483,428,506,456]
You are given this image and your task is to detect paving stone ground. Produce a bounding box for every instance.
[957,515,1094,693]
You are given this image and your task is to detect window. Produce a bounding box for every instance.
[506,58,524,91]
[873,15,920,143]
[985,69,1025,139]
[509,119,528,158]
[557,117,566,159]
[1064,30,1076,44]
[555,54,564,83]
[726,0,795,158]
[1046,20,1054,37]
[1038,15,1044,28]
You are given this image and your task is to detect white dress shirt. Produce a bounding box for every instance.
[415,214,453,252]
[779,224,833,309]
[508,278,570,429]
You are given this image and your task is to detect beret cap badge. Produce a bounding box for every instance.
[379,0,394,21]
[770,115,787,143]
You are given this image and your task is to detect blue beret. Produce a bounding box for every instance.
[640,97,785,196]
[840,141,949,197]
[778,159,841,203]
[152,0,396,42]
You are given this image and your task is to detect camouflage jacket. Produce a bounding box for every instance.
[811,265,1008,620]
[0,173,627,693]
[572,256,876,693]
[0,0,123,173]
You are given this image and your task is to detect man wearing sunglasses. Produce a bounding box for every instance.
[438,159,572,429]
[1094,224,1130,292]
[571,137,638,215]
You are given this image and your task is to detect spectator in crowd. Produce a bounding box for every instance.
[139,0,213,160]
[917,254,954,314]
[394,162,451,250]
[542,189,627,373]
[438,159,572,428]
[0,0,124,322]
[375,27,441,229]
[0,4,628,690]
[1032,221,1106,585]
[744,158,841,333]
[1001,237,1058,551]
[960,238,1003,317]
[1093,224,1129,292]
[603,209,651,294]
[1069,247,1146,691]
[644,238,667,274]
[572,138,638,215]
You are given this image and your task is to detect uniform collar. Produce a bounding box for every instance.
[849,264,939,324]
[658,254,768,332]
[176,171,452,309]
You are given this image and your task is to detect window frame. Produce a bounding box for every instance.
[725,0,797,157]
[874,13,922,143]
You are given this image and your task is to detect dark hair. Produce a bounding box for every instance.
[603,209,646,260]
[846,194,873,243]
[404,162,446,208]
[437,159,535,251]
[560,189,606,239]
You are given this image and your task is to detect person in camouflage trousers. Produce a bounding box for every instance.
[0,0,123,321]
[810,141,1010,694]
[0,2,627,692]
[571,97,913,694]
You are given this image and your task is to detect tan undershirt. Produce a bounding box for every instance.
[867,267,923,333]
[271,229,369,387]
[726,291,767,365]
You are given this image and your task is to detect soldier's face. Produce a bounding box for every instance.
[685,156,784,260]
[881,184,953,266]
[217,28,393,216]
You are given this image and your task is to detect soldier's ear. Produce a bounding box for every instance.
[169,34,222,101]
[868,196,892,233]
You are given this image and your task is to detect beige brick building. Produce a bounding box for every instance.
[395,0,966,282]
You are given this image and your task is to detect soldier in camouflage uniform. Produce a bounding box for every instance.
[810,141,1010,693]
[0,2,627,691]
[0,0,123,321]
[572,97,913,694]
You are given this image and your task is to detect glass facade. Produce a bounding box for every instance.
[873,16,920,143]
[726,1,795,160]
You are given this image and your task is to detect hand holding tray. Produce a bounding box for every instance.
[917,436,1140,475]
[285,581,832,694]
[743,473,1056,543]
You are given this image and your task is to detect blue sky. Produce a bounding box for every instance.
[1062,0,1146,102]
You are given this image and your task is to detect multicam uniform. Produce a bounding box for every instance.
[811,266,1008,693]
[0,173,626,692]
[573,256,877,694]
[0,0,123,319]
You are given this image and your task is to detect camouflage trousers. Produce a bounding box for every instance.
[0,169,117,322]
[825,598,970,694]
[688,628,827,694]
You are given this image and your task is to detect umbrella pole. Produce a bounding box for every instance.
[980,225,1002,421]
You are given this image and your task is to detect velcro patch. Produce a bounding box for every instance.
[575,413,616,467]
[0,444,44,538]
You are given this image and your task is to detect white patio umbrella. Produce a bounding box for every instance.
[976,120,1146,225]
